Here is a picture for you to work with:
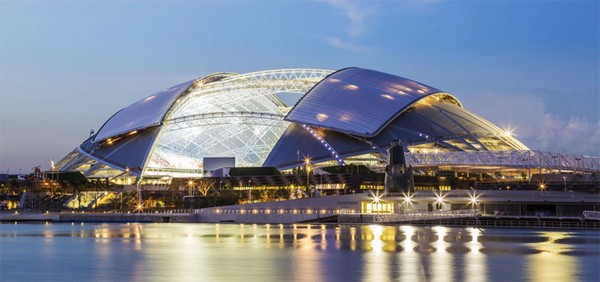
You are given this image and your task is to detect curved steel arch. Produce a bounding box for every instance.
[165,68,333,120]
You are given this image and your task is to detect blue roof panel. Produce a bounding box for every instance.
[93,79,196,142]
[83,126,160,170]
[285,67,442,137]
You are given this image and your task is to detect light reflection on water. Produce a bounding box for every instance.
[1,223,598,281]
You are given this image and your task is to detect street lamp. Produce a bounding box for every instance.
[248,180,252,201]
[188,180,194,196]
[402,192,413,212]
[469,191,479,207]
[50,160,55,196]
[538,182,547,191]
[304,157,311,194]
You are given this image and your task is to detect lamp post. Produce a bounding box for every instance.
[304,157,311,194]
[50,160,55,196]
[188,180,194,196]
[136,178,143,211]
[562,176,567,192]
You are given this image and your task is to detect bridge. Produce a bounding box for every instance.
[405,150,600,173]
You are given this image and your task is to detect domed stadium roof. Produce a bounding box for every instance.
[56,67,528,179]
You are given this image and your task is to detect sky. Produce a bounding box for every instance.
[0,0,598,173]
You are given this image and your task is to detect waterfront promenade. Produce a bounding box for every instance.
[2,191,599,228]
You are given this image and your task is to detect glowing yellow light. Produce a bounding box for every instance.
[316,113,329,122]
[469,193,479,206]
[538,182,547,191]
[343,84,359,91]
[373,194,381,204]
[435,191,444,204]
[416,99,431,107]
[381,94,395,100]
[128,131,138,136]
[403,192,413,204]
[370,190,386,205]
[503,127,515,137]
[328,78,341,83]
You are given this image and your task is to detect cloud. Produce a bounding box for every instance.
[319,0,374,37]
[535,115,600,156]
[325,36,370,52]
[462,91,600,156]
[318,0,376,51]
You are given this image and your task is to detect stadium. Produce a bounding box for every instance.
[54,67,599,197]
[56,67,533,175]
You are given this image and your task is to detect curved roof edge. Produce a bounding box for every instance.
[92,72,237,143]
[285,67,461,138]
[92,79,198,143]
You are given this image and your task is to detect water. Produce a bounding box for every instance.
[1,223,598,282]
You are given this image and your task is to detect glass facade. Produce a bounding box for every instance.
[146,69,332,174]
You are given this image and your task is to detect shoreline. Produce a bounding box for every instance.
[2,211,599,230]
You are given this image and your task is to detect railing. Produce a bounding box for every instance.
[373,209,481,223]
[197,208,344,215]
[59,209,195,215]
[338,209,481,224]
[406,150,600,172]
[583,210,600,221]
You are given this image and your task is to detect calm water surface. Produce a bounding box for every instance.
[1,223,598,281]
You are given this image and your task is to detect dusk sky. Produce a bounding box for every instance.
[1,0,598,173]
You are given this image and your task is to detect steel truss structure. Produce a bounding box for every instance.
[145,69,333,176]
[406,150,600,172]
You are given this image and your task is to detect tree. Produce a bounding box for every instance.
[196,178,215,197]
[74,185,85,209]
